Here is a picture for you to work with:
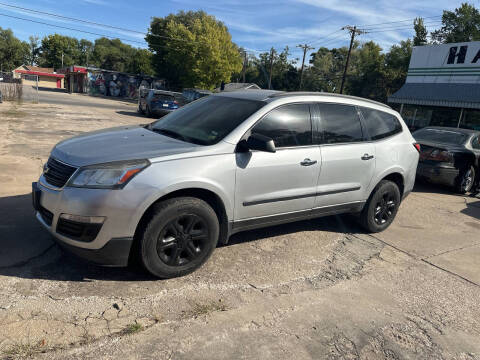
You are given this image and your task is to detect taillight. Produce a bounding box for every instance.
[413,143,421,153]
[173,100,178,104]
[429,150,453,163]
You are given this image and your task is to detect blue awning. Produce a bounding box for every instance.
[388,83,480,109]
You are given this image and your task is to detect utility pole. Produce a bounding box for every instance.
[268,48,275,90]
[297,43,314,90]
[339,25,366,94]
[61,52,64,68]
[242,51,247,83]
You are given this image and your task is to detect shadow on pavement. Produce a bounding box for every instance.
[412,181,459,195]
[0,192,362,282]
[34,86,68,94]
[116,110,147,118]
[461,200,480,221]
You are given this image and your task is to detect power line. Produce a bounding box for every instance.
[358,14,442,28]
[0,12,145,45]
[364,21,442,31]
[310,29,344,46]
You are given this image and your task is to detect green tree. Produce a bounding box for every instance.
[39,34,81,69]
[413,18,428,46]
[146,10,242,90]
[431,3,480,43]
[78,39,94,67]
[128,49,154,75]
[384,39,413,97]
[27,35,41,66]
[347,41,386,101]
[0,27,29,71]
[303,45,353,93]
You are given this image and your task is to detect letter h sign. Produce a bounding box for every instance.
[447,46,468,64]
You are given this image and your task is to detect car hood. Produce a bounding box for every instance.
[51,125,200,167]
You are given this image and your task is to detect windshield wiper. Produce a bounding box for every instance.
[151,128,189,142]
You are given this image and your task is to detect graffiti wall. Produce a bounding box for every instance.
[87,71,165,99]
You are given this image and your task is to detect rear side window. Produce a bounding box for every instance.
[361,107,403,140]
[318,103,364,144]
[251,104,312,147]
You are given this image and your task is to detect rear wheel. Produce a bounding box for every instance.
[360,180,401,233]
[139,197,219,279]
[455,165,475,194]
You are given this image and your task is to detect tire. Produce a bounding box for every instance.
[138,197,219,279]
[455,165,475,194]
[360,180,401,233]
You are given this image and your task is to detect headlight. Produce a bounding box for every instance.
[68,159,150,189]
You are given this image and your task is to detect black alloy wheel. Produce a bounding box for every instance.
[373,192,397,225]
[139,197,219,279]
[360,180,401,233]
[156,214,209,266]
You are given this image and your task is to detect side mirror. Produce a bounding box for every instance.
[246,133,276,153]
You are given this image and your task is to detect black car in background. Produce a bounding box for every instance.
[413,127,480,193]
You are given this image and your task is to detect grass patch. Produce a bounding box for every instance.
[124,322,143,334]
[3,341,48,358]
[188,300,227,318]
[1,107,27,118]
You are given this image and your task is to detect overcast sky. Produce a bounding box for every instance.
[0,0,474,60]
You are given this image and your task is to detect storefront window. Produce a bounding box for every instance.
[428,107,461,128]
[460,110,480,131]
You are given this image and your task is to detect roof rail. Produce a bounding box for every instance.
[268,91,391,109]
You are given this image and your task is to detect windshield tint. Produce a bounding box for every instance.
[153,94,174,101]
[413,128,467,145]
[151,96,265,145]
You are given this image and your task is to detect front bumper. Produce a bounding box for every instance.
[33,177,153,266]
[416,162,459,187]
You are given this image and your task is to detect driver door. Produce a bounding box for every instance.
[234,103,321,221]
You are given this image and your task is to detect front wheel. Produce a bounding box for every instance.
[455,165,475,194]
[360,180,401,233]
[138,197,219,279]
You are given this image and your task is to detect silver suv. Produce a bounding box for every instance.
[33,90,419,278]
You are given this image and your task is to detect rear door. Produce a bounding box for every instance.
[234,103,321,220]
[314,103,375,208]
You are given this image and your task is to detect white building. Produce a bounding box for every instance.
[389,41,480,131]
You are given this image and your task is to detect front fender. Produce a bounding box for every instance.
[127,155,236,235]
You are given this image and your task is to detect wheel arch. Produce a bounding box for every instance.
[369,170,405,199]
[132,187,230,256]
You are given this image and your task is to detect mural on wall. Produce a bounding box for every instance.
[87,71,165,99]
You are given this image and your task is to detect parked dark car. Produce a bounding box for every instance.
[138,89,181,117]
[413,126,480,193]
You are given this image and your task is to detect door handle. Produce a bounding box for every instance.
[300,158,317,166]
[361,154,374,160]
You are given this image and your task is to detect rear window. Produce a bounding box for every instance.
[318,103,364,144]
[361,107,402,140]
[413,128,467,145]
[153,94,175,101]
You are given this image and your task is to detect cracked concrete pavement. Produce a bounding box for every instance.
[0,95,480,359]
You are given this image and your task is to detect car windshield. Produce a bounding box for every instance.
[151,96,265,145]
[413,128,467,145]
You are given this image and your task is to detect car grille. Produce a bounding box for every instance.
[43,157,77,188]
[39,206,54,226]
[56,218,102,242]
